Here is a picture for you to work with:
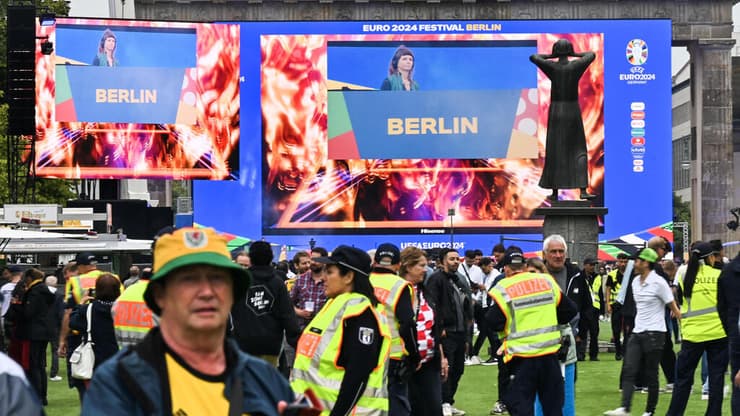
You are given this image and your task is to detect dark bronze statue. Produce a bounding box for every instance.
[530,39,596,201]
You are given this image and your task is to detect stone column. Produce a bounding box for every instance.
[535,201,608,266]
[688,39,735,245]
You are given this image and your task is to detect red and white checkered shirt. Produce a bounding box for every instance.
[415,287,436,364]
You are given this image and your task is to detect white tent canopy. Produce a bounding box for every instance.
[0,228,151,254]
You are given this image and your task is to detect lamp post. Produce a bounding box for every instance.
[448,208,455,247]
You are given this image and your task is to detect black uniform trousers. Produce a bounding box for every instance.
[610,303,624,356]
[503,354,563,416]
[441,331,466,406]
[665,338,728,416]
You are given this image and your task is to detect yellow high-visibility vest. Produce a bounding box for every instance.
[591,274,602,309]
[112,280,157,349]
[607,270,621,305]
[489,272,562,363]
[68,270,108,305]
[369,271,413,360]
[291,292,390,415]
[680,264,725,342]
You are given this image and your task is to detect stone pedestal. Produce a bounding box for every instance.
[534,201,608,265]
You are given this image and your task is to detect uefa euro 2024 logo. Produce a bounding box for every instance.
[626,39,648,66]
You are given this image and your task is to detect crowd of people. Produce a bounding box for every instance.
[0,227,739,416]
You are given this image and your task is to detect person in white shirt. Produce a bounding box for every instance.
[469,257,501,366]
[459,250,485,366]
[605,248,681,416]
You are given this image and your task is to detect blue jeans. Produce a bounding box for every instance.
[535,363,575,416]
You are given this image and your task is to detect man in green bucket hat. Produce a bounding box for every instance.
[83,227,295,416]
[605,248,681,416]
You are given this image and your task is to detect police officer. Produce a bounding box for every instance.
[112,267,156,349]
[580,257,601,361]
[666,242,728,416]
[369,243,419,416]
[291,245,391,415]
[605,254,628,360]
[487,251,577,416]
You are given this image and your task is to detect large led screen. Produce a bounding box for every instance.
[197,19,671,253]
[35,19,240,179]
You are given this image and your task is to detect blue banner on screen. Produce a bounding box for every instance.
[329,89,521,159]
[187,19,674,260]
[56,66,190,124]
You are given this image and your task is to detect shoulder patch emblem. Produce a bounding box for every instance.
[358,327,375,345]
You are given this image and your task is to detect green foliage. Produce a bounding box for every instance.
[172,180,192,200]
[673,193,691,225]
[0,0,74,205]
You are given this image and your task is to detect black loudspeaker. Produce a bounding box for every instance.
[99,180,120,200]
[6,6,36,136]
[147,207,175,238]
[67,200,174,240]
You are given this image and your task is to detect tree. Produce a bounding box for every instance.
[1,0,74,205]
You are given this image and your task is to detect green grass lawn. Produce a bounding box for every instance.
[454,354,732,415]
[46,361,79,416]
[452,321,733,415]
[45,326,735,415]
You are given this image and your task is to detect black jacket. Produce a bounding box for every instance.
[46,288,64,338]
[548,262,592,319]
[425,269,473,334]
[718,254,740,369]
[17,280,55,341]
[230,265,301,356]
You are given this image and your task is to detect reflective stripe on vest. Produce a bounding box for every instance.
[370,272,412,360]
[591,275,602,309]
[682,306,717,318]
[291,292,390,415]
[680,265,725,342]
[112,280,155,349]
[489,272,562,363]
[71,270,106,304]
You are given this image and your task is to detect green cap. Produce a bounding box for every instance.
[638,248,658,263]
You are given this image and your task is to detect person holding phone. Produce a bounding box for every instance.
[69,274,121,389]
[291,245,391,415]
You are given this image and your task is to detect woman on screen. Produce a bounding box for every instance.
[380,45,419,91]
[92,29,118,67]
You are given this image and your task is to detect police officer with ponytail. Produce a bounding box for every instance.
[291,245,391,416]
[666,242,728,416]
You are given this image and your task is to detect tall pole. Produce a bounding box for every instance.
[448,208,455,247]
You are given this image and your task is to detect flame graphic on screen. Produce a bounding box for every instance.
[34,21,240,179]
[260,32,604,230]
